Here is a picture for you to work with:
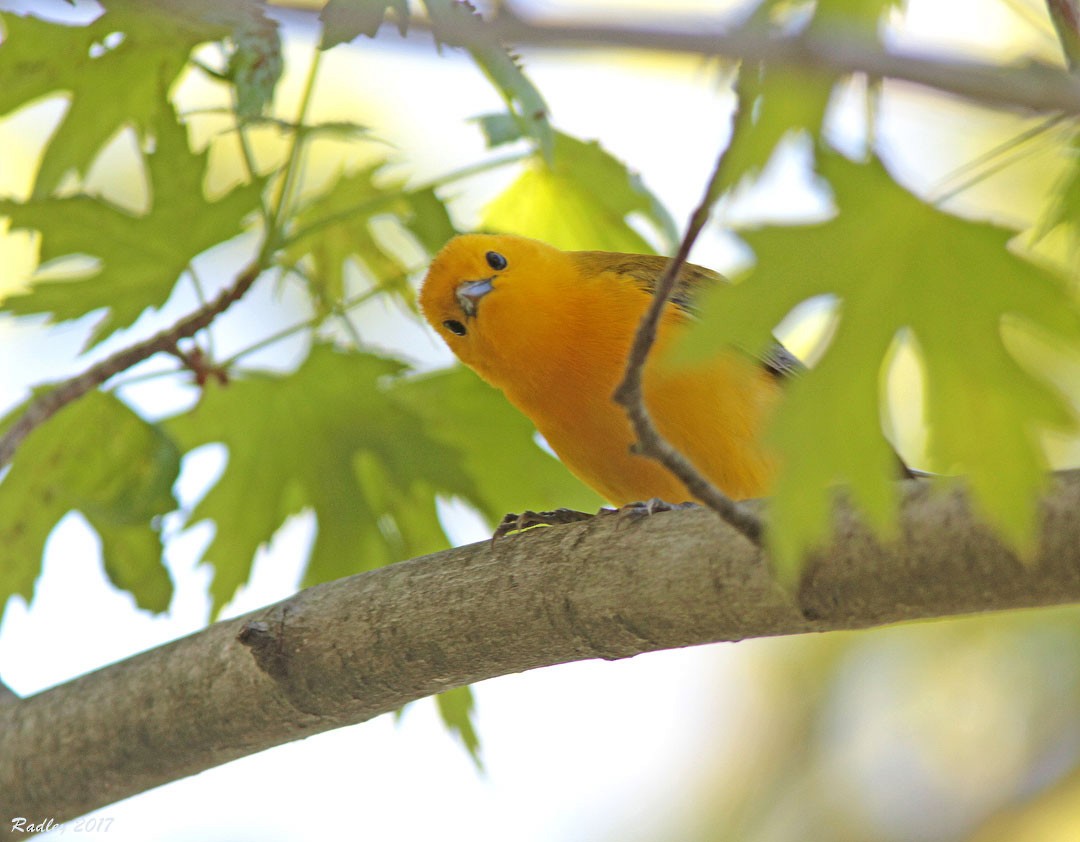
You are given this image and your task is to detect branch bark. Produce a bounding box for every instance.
[398,9,1080,117]
[4,470,1080,822]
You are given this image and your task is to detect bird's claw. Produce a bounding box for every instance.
[599,498,699,525]
[491,499,698,543]
[492,508,598,542]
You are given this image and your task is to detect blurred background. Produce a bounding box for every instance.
[3,0,1080,839]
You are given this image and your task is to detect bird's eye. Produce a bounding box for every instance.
[443,319,467,336]
[485,251,508,271]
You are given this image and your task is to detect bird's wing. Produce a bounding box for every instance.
[574,252,805,379]
[575,252,722,315]
[573,251,923,478]
[760,341,806,380]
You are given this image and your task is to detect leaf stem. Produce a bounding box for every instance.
[262,44,323,261]
[217,280,394,369]
[234,111,275,228]
[932,114,1070,204]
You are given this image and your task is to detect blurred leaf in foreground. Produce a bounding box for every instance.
[676,153,1080,576]
[320,0,410,48]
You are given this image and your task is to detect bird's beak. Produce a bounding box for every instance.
[455,278,494,317]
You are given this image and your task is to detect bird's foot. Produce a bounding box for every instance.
[493,508,599,541]
[492,499,698,542]
[600,498,699,525]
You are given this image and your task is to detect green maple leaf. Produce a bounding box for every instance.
[320,0,410,47]
[165,345,479,614]
[0,3,280,195]
[810,0,905,35]
[719,64,835,194]
[483,132,677,253]
[473,111,525,149]
[677,154,1080,576]
[393,366,604,520]
[436,685,482,769]
[1038,132,1080,253]
[281,165,455,312]
[717,0,901,194]
[0,106,262,348]
[0,9,191,197]
[0,391,177,623]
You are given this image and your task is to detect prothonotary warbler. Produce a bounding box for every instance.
[418,233,799,506]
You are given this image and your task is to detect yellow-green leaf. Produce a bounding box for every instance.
[483,132,676,252]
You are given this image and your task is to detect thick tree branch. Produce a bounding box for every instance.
[0,264,260,472]
[4,470,1080,821]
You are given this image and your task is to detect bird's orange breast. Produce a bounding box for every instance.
[477,279,778,504]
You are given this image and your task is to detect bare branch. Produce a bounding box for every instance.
[386,8,1080,117]
[4,470,1080,821]
[612,143,763,544]
[0,264,261,472]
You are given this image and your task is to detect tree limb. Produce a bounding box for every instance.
[4,470,1080,821]
[271,1,1080,116]
[0,264,260,472]
[388,7,1080,117]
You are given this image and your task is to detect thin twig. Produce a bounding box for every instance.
[1048,0,1080,70]
[612,144,763,545]
[931,114,1069,204]
[230,78,276,229]
[264,46,323,258]
[0,264,261,472]
[205,269,406,373]
[0,46,329,470]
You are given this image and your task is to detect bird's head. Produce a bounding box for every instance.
[419,233,569,383]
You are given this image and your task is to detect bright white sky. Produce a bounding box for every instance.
[0,0,1071,840]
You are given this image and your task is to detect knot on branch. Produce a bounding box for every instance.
[237,604,356,718]
[238,618,289,683]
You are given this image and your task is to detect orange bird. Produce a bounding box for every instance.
[418,233,793,506]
